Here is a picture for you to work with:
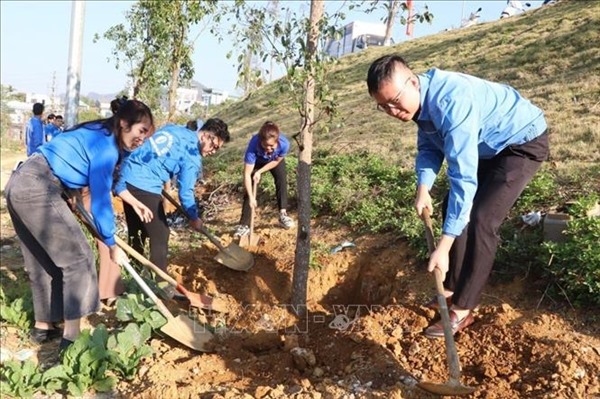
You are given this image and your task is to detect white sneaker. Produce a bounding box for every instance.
[234,225,250,237]
[279,214,294,229]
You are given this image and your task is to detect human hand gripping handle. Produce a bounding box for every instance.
[415,184,433,217]
[421,208,450,281]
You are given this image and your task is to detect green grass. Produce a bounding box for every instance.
[201,0,600,307]
[207,0,599,185]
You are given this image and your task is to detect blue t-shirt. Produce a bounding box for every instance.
[115,124,203,221]
[39,122,120,246]
[25,117,44,156]
[244,134,290,164]
[44,123,60,141]
[415,68,547,237]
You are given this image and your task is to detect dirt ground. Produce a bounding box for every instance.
[1,162,599,398]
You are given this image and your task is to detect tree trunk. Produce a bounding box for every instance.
[291,0,323,317]
[168,61,181,122]
[384,0,400,46]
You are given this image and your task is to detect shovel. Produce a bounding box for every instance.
[74,203,214,352]
[417,208,476,396]
[161,190,254,272]
[113,236,228,313]
[239,180,261,247]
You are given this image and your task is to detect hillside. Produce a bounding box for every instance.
[212,0,599,180]
[1,2,599,398]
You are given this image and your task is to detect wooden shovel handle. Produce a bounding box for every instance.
[421,207,463,382]
[161,189,227,252]
[249,180,258,239]
[73,201,174,321]
[114,236,177,287]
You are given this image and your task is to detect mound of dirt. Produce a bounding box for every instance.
[1,192,598,398]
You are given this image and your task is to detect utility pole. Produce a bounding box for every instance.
[65,0,86,128]
[50,71,57,111]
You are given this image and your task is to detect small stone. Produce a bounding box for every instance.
[574,368,586,380]
[508,373,520,384]
[408,342,420,356]
[501,303,513,312]
[300,378,312,389]
[313,367,324,377]
[391,326,403,338]
[254,386,271,399]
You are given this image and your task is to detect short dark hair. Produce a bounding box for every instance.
[32,103,44,116]
[47,113,56,120]
[367,54,410,95]
[55,115,63,120]
[186,119,198,131]
[201,118,230,143]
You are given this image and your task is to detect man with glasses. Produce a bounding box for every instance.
[114,119,230,297]
[367,54,548,338]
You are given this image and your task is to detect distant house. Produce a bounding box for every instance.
[325,21,389,58]
[164,81,238,115]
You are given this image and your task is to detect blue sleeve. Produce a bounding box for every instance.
[244,136,258,164]
[278,135,290,158]
[177,157,201,221]
[113,157,129,195]
[415,130,444,190]
[88,146,118,246]
[437,96,480,237]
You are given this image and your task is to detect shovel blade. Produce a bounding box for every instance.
[239,234,261,248]
[177,286,228,313]
[238,235,250,248]
[160,315,214,352]
[417,380,476,396]
[214,242,254,271]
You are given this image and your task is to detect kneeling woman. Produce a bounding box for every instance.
[4,100,154,352]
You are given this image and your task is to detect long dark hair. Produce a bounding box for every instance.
[64,99,154,150]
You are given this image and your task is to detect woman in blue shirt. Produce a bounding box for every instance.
[235,121,294,237]
[367,55,549,338]
[4,100,154,352]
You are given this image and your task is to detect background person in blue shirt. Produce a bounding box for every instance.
[4,100,153,352]
[115,118,230,280]
[44,113,60,141]
[235,121,295,238]
[367,54,549,338]
[25,102,45,156]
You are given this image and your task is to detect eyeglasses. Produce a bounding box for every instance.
[208,135,222,151]
[376,76,413,113]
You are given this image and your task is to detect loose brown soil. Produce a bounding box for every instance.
[1,171,599,399]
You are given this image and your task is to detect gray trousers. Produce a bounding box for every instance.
[4,153,99,322]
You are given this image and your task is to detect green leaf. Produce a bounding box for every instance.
[93,376,116,392]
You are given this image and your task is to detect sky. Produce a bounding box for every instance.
[0,1,544,98]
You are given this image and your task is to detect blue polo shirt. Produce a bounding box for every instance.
[415,68,546,237]
[244,134,290,164]
[115,124,203,221]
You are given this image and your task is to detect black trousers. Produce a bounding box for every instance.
[123,184,170,272]
[240,158,288,225]
[444,132,549,309]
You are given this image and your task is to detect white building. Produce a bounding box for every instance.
[325,21,389,58]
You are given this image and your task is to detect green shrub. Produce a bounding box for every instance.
[541,195,600,307]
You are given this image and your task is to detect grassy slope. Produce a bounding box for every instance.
[211,0,599,186]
